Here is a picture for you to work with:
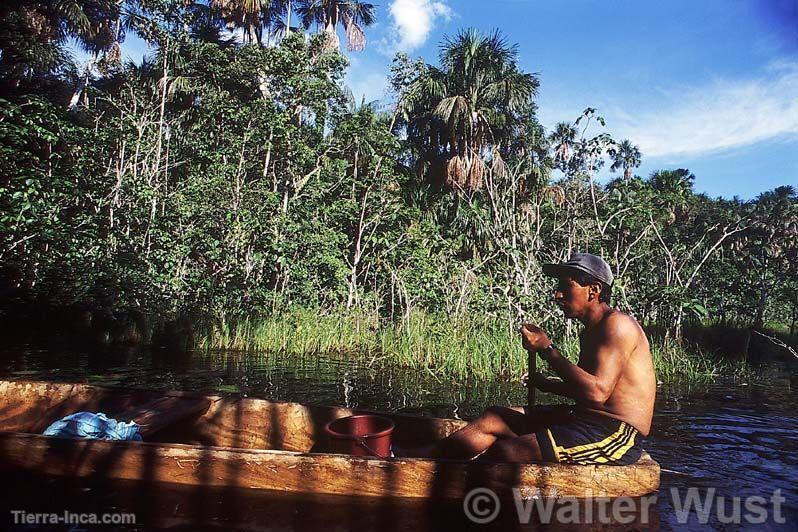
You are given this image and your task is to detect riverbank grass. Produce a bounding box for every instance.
[198,310,749,383]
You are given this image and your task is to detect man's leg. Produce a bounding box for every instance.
[401,405,567,460]
[477,434,544,463]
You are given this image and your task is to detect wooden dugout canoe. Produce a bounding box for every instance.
[0,380,659,499]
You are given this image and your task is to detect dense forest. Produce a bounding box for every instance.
[1,1,796,373]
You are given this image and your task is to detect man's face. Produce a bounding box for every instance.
[553,276,591,318]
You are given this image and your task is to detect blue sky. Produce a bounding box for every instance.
[114,0,798,199]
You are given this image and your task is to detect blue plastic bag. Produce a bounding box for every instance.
[43,411,142,441]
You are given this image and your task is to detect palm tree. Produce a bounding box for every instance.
[270,0,301,39]
[648,168,695,222]
[609,139,642,180]
[0,0,122,89]
[212,0,289,45]
[649,169,694,198]
[548,122,578,171]
[295,0,376,51]
[402,29,539,191]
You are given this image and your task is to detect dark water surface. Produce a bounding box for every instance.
[0,343,796,531]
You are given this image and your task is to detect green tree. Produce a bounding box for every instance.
[608,139,642,180]
[741,186,798,327]
[549,122,577,173]
[0,0,123,92]
[401,29,539,191]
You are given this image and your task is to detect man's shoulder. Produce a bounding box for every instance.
[603,309,639,327]
[599,309,643,342]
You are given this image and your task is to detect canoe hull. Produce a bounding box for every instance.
[0,380,660,499]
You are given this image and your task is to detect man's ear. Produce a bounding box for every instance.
[588,282,601,301]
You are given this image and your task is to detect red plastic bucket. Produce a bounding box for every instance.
[325,415,394,458]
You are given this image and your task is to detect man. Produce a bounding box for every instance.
[400,253,656,465]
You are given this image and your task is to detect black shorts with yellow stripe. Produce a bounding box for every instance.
[536,409,643,465]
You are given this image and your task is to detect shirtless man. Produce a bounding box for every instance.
[402,253,656,465]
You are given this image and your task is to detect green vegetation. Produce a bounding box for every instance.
[1,2,795,384]
[199,309,524,378]
[198,309,750,383]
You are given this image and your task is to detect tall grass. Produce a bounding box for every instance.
[197,309,750,383]
[651,338,751,383]
[198,308,378,355]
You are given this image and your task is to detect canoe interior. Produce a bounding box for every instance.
[0,380,467,452]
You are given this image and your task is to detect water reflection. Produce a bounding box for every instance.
[1,473,663,531]
[0,344,796,531]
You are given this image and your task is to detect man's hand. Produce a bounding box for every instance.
[521,371,557,393]
[519,324,551,353]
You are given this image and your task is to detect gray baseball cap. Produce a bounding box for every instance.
[542,253,614,286]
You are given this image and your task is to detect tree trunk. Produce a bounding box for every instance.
[347,183,370,310]
[154,44,169,181]
[262,129,273,179]
[674,306,684,345]
[68,54,97,110]
[68,76,88,110]
[742,327,752,362]
[346,150,363,309]
[754,280,769,327]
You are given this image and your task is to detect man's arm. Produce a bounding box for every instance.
[528,373,578,399]
[522,317,633,406]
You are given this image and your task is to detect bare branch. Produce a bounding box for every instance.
[752,330,798,360]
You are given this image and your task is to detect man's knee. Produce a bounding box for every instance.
[481,406,512,424]
[483,406,508,418]
[474,406,512,434]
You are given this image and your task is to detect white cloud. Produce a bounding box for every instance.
[346,71,388,105]
[615,62,798,158]
[388,0,453,51]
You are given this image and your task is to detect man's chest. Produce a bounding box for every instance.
[576,335,600,371]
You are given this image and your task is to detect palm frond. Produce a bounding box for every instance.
[491,148,507,178]
[344,1,376,26]
[467,156,485,190]
[54,0,93,36]
[434,95,469,126]
[446,155,467,188]
[344,18,366,51]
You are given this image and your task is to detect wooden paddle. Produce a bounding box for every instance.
[527,349,536,407]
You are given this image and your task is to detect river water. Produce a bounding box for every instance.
[0,343,796,531]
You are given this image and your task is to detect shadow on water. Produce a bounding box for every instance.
[0,343,795,530]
